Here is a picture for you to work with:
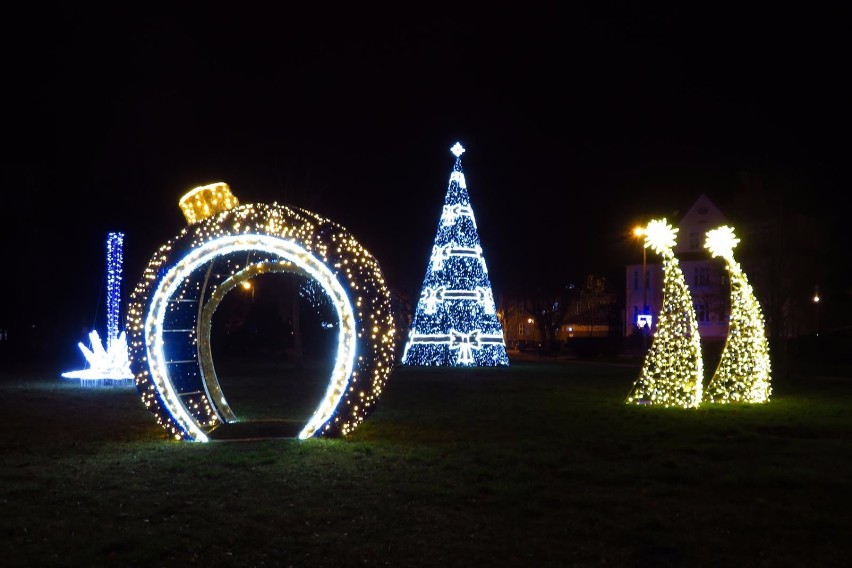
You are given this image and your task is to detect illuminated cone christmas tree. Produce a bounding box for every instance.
[400,142,509,366]
[627,219,703,407]
[703,226,772,403]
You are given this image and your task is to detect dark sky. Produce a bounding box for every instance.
[1,5,848,336]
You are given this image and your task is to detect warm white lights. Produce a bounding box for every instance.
[643,218,678,255]
[178,182,240,225]
[704,225,739,258]
[703,225,772,404]
[127,187,396,441]
[627,218,703,408]
[627,221,772,408]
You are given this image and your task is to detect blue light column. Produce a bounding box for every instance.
[106,232,124,350]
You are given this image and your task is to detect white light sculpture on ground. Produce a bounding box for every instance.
[127,182,396,441]
[626,219,703,408]
[400,142,509,367]
[703,225,772,404]
[62,232,134,386]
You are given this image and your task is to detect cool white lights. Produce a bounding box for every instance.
[401,142,509,367]
[144,235,357,441]
[127,186,396,441]
[62,232,133,386]
[61,330,133,381]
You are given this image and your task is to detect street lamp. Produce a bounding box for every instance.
[813,285,820,336]
[241,279,254,302]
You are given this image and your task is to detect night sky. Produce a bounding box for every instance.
[1,5,848,346]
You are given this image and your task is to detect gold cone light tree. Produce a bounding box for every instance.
[626,219,703,408]
[703,225,772,404]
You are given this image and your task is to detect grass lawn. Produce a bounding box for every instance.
[1,356,850,567]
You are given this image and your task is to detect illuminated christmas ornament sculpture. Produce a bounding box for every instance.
[626,219,703,407]
[703,225,772,403]
[62,232,134,386]
[126,182,396,441]
[400,143,509,366]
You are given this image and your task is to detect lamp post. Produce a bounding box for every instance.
[641,242,648,315]
[633,226,648,348]
[633,226,648,313]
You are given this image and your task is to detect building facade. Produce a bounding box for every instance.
[624,194,730,339]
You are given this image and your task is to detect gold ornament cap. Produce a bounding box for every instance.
[178,182,240,225]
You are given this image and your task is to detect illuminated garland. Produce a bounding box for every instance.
[703,226,772,403]
[126,183,396,441]
[627,219,703,407]
[106,232,124,349]
[400,142,509,367]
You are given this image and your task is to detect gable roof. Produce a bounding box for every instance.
[675,194,728,255]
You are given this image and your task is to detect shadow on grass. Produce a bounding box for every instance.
[207,419,306,440]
